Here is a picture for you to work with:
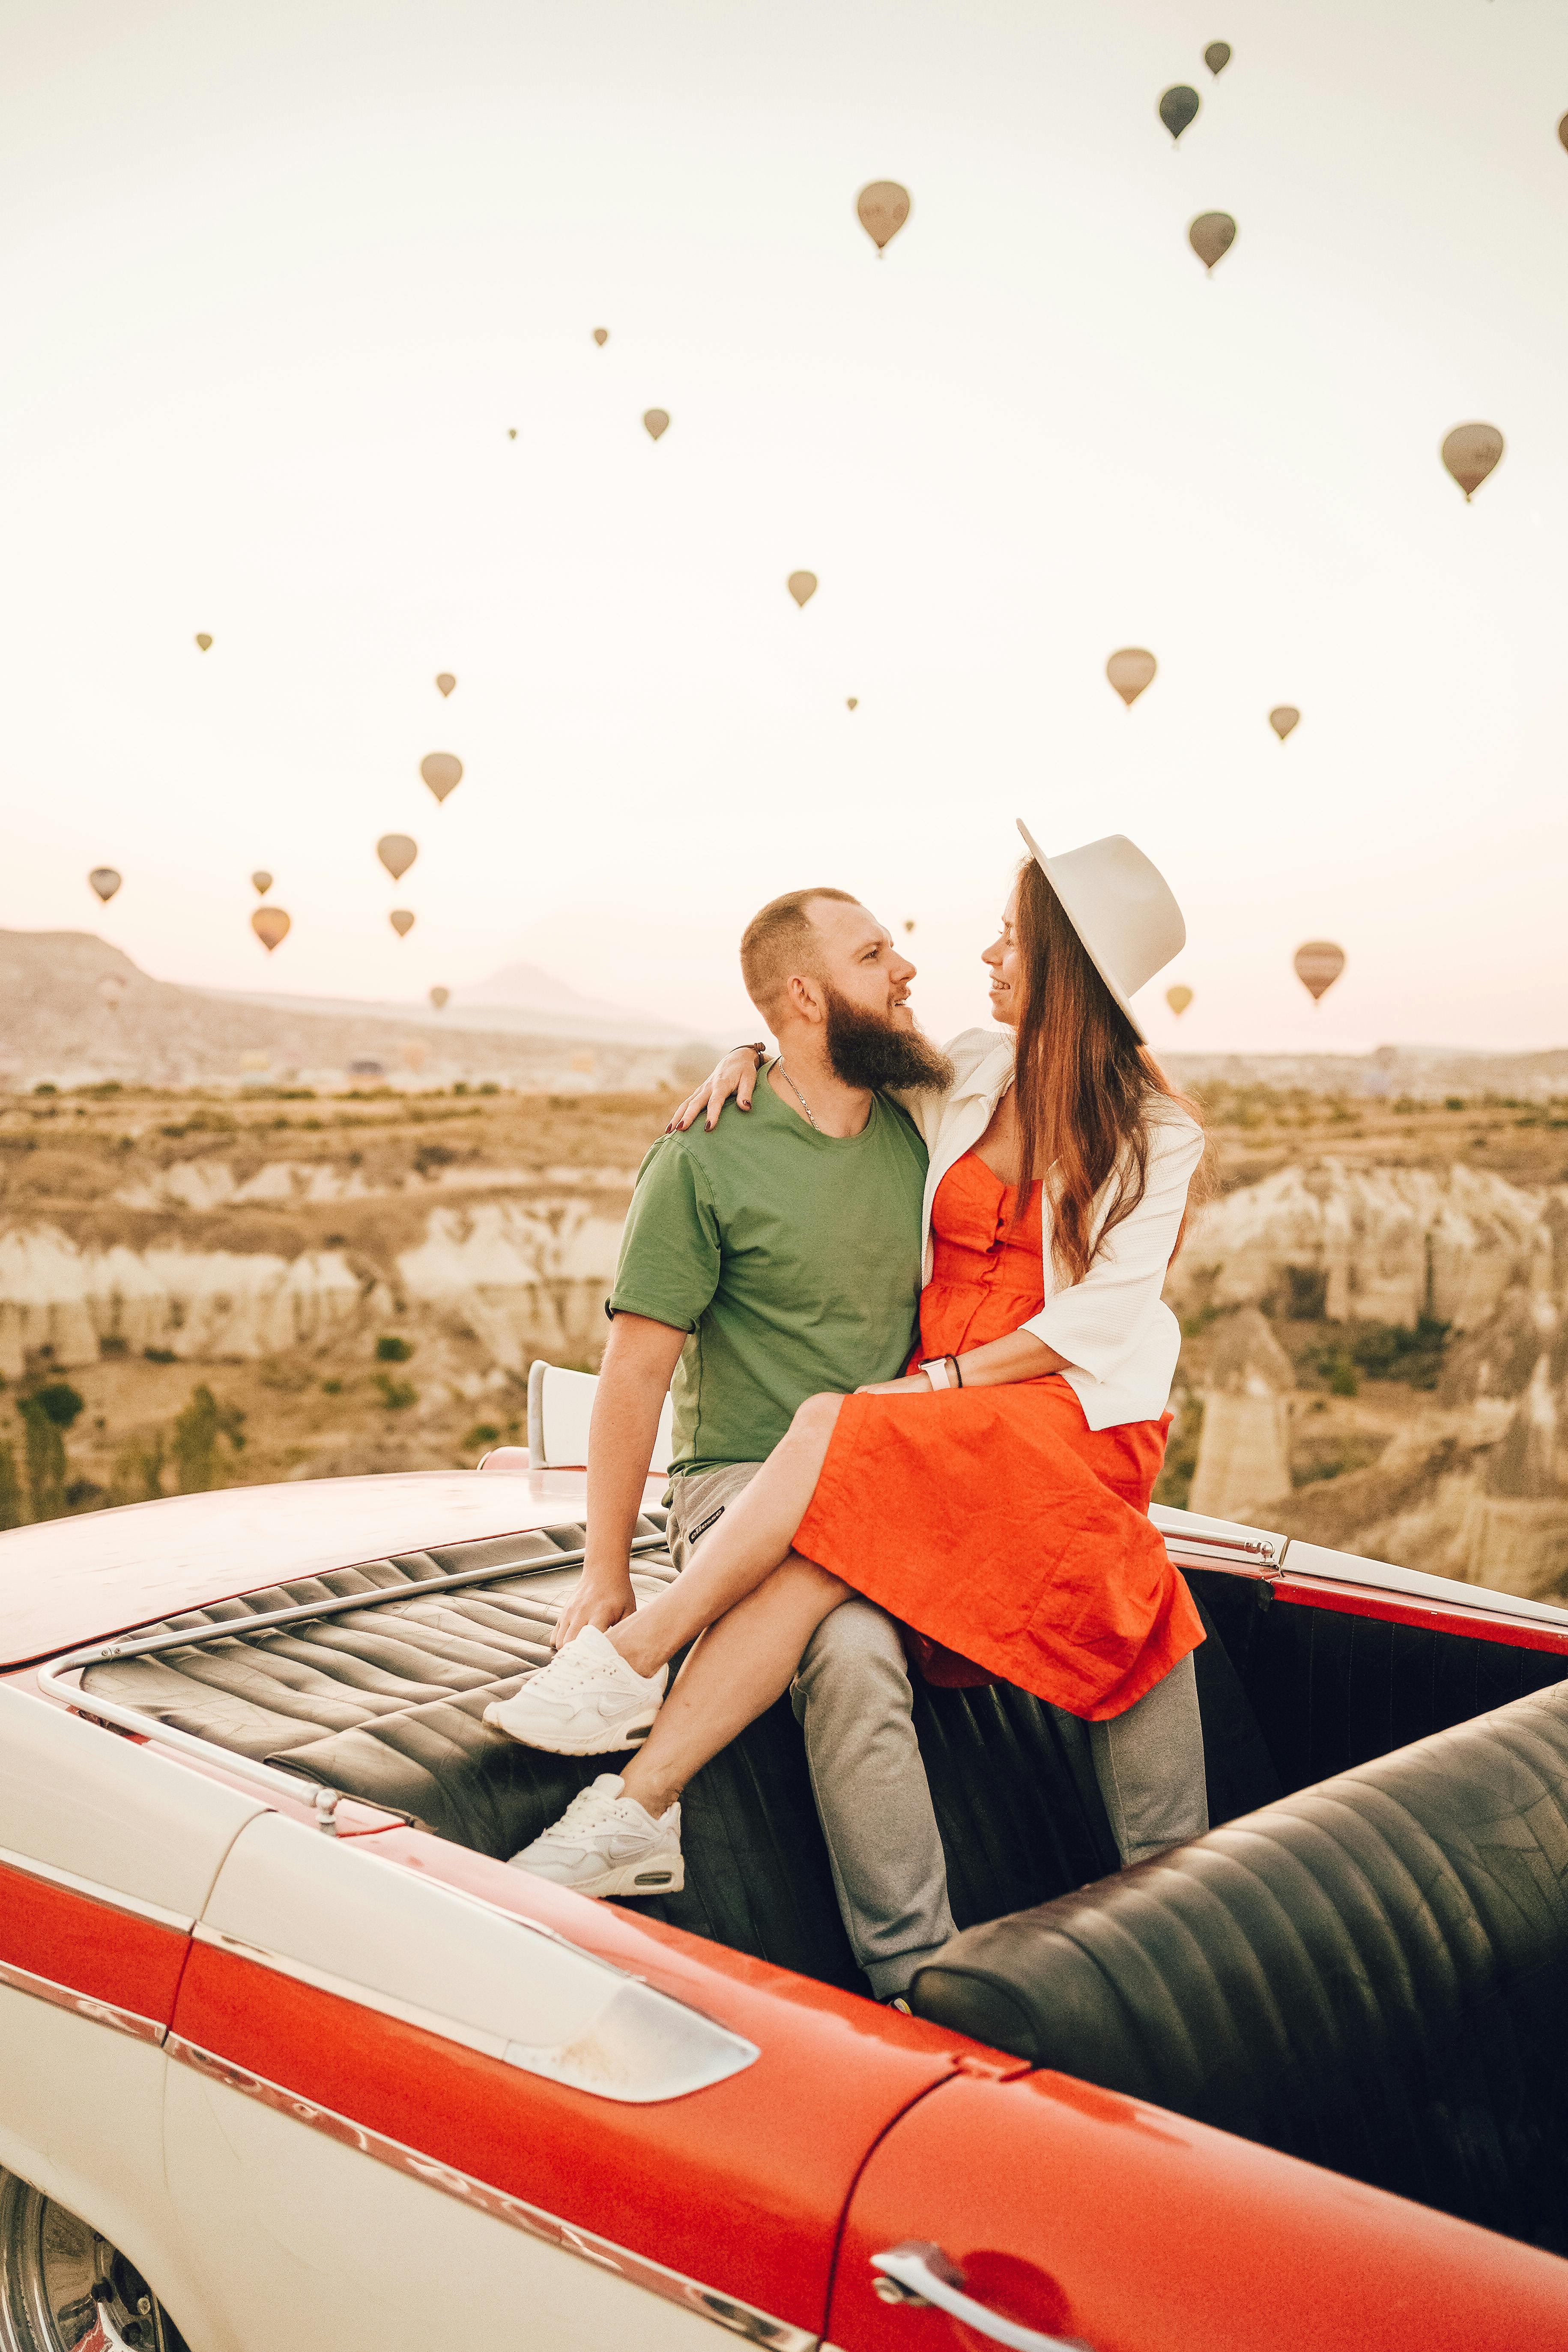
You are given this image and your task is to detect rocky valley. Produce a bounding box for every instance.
[4,1071,1568,1611]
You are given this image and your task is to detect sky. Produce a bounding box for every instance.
[2,0,1567,1055]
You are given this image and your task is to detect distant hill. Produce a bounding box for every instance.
[210,955,700,1049]
[0,930,717,1091]
[453,959,697,1041]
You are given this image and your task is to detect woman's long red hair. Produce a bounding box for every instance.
[1012,858,1204,1281]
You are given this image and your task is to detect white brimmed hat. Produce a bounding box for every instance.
[1015,821,1185,1044]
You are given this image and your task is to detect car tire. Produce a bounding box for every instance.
[0,2170,187,2352]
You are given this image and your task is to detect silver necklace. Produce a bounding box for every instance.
[775,1057,818,1129]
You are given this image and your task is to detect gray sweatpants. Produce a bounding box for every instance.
[666,1461,1208,1999]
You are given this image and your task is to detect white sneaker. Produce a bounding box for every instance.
[508,1774,684,1898]
[483,1624,668,1755]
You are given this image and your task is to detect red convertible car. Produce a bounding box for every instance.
[2,1438,1568,2350]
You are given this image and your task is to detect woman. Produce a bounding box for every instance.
[496,821,1209,1911]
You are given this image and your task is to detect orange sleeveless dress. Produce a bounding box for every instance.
[792,1148,1203,1721]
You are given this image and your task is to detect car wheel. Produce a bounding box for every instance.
[0,2172,187,2352]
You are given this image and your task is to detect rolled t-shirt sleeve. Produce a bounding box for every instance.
[1022,1116,1204,1381]
[606,1139,721,1334]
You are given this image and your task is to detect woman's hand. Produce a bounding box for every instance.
[854,1371,935,1396]
[666,1048,763,1134]
[553,1571,636,1648]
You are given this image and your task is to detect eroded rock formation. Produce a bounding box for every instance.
[0,1191,627,1384]
[1170,1160,1549,1331]
[1188,1309,1297,1521]
[1176,1159,1568,1600]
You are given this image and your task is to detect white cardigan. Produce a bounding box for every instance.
[896,1028,1204,1432]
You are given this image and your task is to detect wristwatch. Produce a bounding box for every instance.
[918,1355,964,1391]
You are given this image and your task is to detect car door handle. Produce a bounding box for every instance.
[870,2243,1087,2352]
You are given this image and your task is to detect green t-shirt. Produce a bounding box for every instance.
[609,1073,929,1476]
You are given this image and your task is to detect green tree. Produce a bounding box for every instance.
[170,1385,246,1494]
[0,1437,24,1530]
[18,1398,67,1521]
[28,1381,85,1429]
[111,1432,166,1506]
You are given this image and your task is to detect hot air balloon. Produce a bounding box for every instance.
[788,571,818,609]
[390,910,415,939]
[194,634,212,652]
[643,409,669,442]
[251,870,272,896]
[1166,985,1194,1017]
[1269,706,1300,742]
[1558,111,1568,153]
[592,327,609,346]
[1189,212,1236,271]
[1440,423,1504,502]
[377,834,418,882]
[1294,941,1345,1003]
[846,697,859,711]
[420,753,463,804]
[857,181,911,253]
[1106,648,1157,707]
[507,428,517,440]
[99,974,125,1012]
[430,986,450,1011]
[252,907,290,953]
[88,868,121,904]
[435,673,456,698]
[1160,86,1200,141]
[902,920,916,935]
[1204,42,1231,74]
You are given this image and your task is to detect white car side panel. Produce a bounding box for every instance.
[164,2067,731,2352]
[0,1684,264,1920]
[197,1812,756,2102]
[0,1991,241,2352]
[205,1811,656,2050]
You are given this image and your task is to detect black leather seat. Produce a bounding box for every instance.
[909,1681,1568,2253]
[271,1631,1132,1990]
[81,1518,1133,1990]
[85,1518,1568,2055]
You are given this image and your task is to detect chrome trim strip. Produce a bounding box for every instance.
[1159,1531,1279,1571]
[192,1922,510,2062]
[0,1954,166,2046]
[0,1843,194,1932]
[168,2035,816,2349]
[49,1533,672,1671]
[1271,1544,1568,1630]
[29,1698,358,1808]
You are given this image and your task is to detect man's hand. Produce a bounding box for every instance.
[854,1371,935,1396]
[553,1569,637,1648]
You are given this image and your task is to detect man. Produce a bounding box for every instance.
[508,886,959,2002]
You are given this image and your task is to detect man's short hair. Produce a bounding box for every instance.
[739,887,860,1018]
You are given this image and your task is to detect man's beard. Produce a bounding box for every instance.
[822,986,956,1093]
